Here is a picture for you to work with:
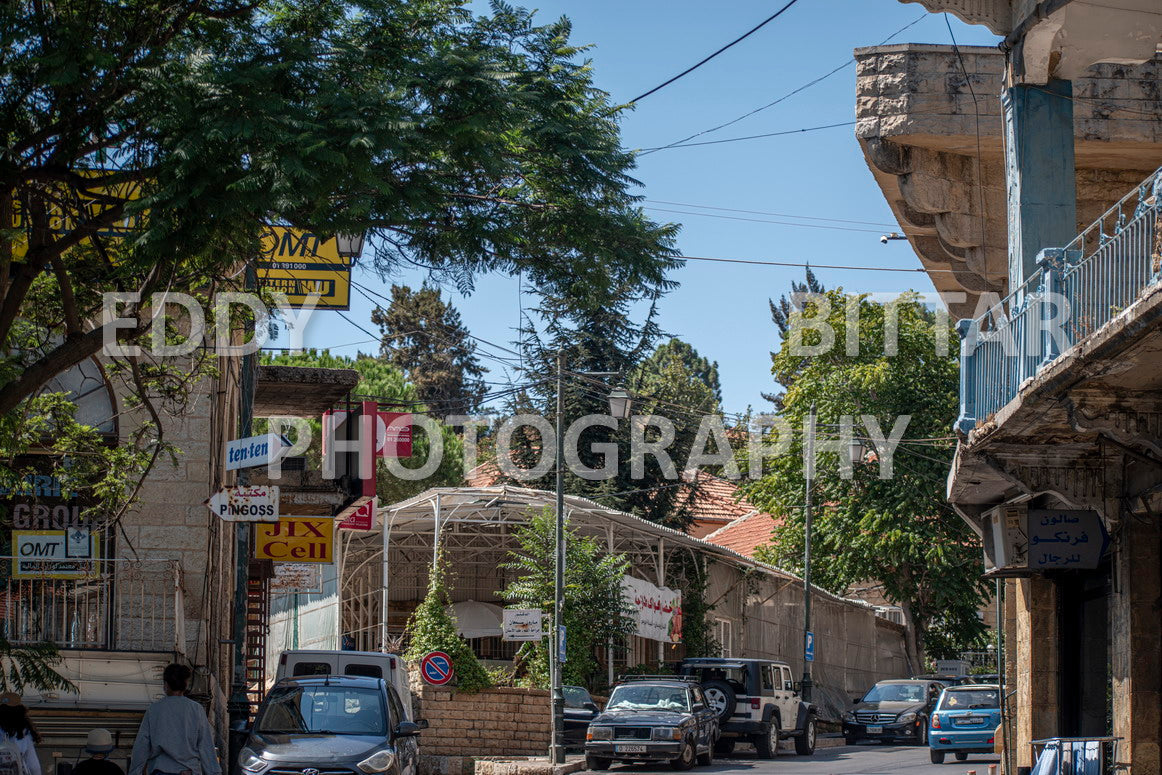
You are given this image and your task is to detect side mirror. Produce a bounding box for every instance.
[395,721,423,737]
[784,681,794,692]
[584,702,599,713]
[792,682,802,694]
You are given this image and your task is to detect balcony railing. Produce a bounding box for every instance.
[957,167,1162,433]
[1,558,185,653]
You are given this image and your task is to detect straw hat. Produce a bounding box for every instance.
[85,729,116,755]
[0,693,22,708]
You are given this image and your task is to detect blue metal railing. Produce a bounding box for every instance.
[957,167,1162,434]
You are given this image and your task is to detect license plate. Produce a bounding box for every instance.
[616,745,647,753]
[956,716,985,725]
[866,725,883,734]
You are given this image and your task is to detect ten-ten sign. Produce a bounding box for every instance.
[207,486,279,522]
[225,433,293,471]
[254,517,334,563]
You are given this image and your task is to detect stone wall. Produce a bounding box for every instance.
[417,684,551,758]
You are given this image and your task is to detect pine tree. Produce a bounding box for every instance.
[404,553,491,693]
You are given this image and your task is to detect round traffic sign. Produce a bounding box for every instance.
[420,651,454,685]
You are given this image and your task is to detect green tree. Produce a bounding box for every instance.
[370,285,487,414]
[404,553,491,693]
[763,268,827,409]
[259,349,462,504]
[499,508,634,690]
[0,639,76,694]
[747,290,988,669]
[639,339,722,405]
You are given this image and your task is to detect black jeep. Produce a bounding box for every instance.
[676,658,817,758]
[584,676,719,771]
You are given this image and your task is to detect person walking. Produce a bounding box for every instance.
[129,665,220,775]
[0,693,41,775]
[75,729,125,775]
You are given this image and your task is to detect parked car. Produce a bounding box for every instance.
[239,675,425,775]
[928,684,1002,764]
[842,679,943,745]
[563,685,600,750]
[276,649,414,719]
[676,657,817,758]
[584,676,718,771]
[911,674,966,688]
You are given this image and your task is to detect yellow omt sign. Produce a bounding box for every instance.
[257,226,351,310]
[7,176,145,260]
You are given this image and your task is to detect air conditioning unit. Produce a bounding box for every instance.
[983,503,1028,575]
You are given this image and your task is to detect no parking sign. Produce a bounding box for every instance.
[421,651,454,685]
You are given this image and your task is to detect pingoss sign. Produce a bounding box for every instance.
[206,486,279,522]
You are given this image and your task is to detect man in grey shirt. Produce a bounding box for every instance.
[130,664,221,775]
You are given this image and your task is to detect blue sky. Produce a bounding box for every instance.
[274,1,1000,413]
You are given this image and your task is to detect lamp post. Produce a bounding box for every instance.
[550,353,631,764]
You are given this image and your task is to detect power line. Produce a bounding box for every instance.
[645,200,898,228]
[639,120,856,151]
[628,0,803,103]
[639,13,928,154]
[676,254,954,273]
[644,206,888,234]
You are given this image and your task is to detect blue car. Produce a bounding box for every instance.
[928,684,1001,764]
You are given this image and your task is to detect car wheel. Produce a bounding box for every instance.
[753,722,778,759]
[955,752,968,761]
[794,716,816,756]
[930,750,945,764]
[696,745,713,767]
[669,741,697,771]
[586,756,611,771]
[713,739,735,756]
[700,680,737,723]
[915,720,928,746]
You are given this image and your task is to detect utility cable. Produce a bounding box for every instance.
[639,120,856,151]
[644,206,888,234]
[639,12,928,154]
[676,254,955,273]
[628,0,803,103]
[644,200,898,228]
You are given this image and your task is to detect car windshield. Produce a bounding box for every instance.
[256,685,386,735]
[863,683,926,703]
[563,686,593,709]
[939,688,999,710]
[682,666,747,689]
[606,685,690,713]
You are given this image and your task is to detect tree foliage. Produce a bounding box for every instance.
[747,290,988,668]
[404,553,492,693]
[370,285,487,414]
[639,339,721,405]
[0,638,76,694]
[499,508,634,691]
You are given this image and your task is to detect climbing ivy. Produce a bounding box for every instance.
[404,553,492,693]
[669,551,719,658]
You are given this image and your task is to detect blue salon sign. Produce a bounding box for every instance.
[1027,510,1109,570]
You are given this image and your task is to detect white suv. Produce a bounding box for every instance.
[677,658,817,759]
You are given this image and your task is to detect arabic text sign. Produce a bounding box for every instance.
[1027,509,1108,570]
[207,485,279,522]
[622,575,683,643]
[502,608,545,641]
[12,530,101,579]
[338,497,376,531]
[254,517,334,563]
[225,433,292,471]
[270,563,323,594]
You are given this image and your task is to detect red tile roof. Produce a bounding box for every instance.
[702,511,781,557]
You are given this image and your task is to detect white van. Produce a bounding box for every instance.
[275,650,414,719]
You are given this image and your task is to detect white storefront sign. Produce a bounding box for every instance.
[206,485,280,522]
[502,608,545,641]
[622,575,683,643]
[270,563,323,594]
[225,433,293,471]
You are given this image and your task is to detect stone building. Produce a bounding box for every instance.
[858,1,1162,771]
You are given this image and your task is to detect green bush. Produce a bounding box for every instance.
[404,554,492,693]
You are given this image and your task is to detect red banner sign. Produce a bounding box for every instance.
[376,412,413,458]
[338,497,377,531]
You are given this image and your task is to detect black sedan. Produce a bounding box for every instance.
[584,677,718,771]
[842,679,943,746]
[563,686,600,750]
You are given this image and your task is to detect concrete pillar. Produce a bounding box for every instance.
[1002,80,1077,293]
[1013,576,1059,771]
[1111,514,1161,772]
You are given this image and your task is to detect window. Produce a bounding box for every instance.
[384,686,404,728]
[780,666,793,691]
[691,686,706,707]
[761,666,775,692]
[939,688,999,710]
[292,662,332,677]
[256,685,386,735]
[345,663,383,678]
[714,619,733,657]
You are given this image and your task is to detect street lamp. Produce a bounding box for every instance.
[335,231,366,259]
[551,355,627,764]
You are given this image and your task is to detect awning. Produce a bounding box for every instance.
[448,600,503,639]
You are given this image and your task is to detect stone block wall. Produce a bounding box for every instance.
[416,685,551,758]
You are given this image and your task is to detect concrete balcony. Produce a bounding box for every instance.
[949,166,1162,524]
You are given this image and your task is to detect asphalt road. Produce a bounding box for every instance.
[598,742,1001,775]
